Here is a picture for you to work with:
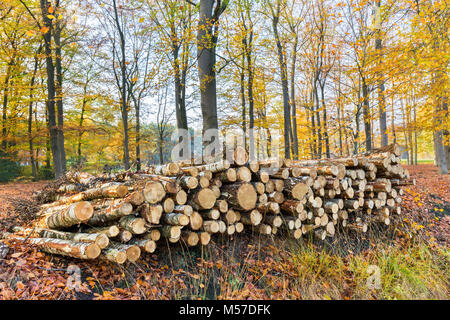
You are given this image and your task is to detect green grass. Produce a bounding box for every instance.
[168,236,449,300]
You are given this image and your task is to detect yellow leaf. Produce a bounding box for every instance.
[139,17,145,23]
[26,30,34,37]
[47,14,55,19]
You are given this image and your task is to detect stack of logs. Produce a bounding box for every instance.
[1,144,414,264]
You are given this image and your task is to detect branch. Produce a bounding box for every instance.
[185,0,198,6]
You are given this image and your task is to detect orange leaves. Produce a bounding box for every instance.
[40,26,50,34]
[10,251,23,258]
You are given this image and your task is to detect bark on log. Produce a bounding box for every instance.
[46,201,94,229]
[1,234,101,260]
[119,216,147,234]
[87,202,133,226]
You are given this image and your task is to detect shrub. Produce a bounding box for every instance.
[0,150,21,182]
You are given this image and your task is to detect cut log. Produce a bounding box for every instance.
[196,160,230,173]
[201,220,220,233]
[154,162,180,176]
[232,146,249,166]
[198,232,211,245]
[48,184,129,207]
[280,200,303,215]
[235,222,244,233]
[163,198,175,213]
[138,203,163,224]
[265,180,275,193]
[171,189,187,205]
[161,226,182,239]
[216,168,237,183]
[258,193,268,205]
[108,242,141,262]
[141,229,161,241]
[178,176,199,190]
[143,181,166,204]
[255,170,270,183]
[116,229,132,243]
[272,179,285,192]
[46,201,94,229]
[162,213,190,226]
[257,202,280,215]
[218,220,227,233]
[270,168,289,179]
[86,225,120,238]
[252,182,265,195]
[3,235,101,260]
[38,229,109,249]
[264,215,282,227]
[101,247,127,264]
[129,239,156,253]
[268,192,284,204]
[119,216,147,234]
[344,200,359,210]
[160,180,180,194]
[323,201,339,214]
[87,201,133,226]
[181,230,199,246]
[189,211,203,230]
[224,209,238,224]
[211,185,221,198]
[221,183,257,211]
[215,200,228,213]
[200,209,220,220]
[199,176,210,188]
[284,178,309,200]
[191,188,217,210]
[247,160,260,173]
[240,209,262,226]
[227,224,236,235]
[236,166,252,182]
[124,191,145,207]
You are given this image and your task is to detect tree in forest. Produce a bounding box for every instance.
[20,0,67,177]
[188,0,229,159]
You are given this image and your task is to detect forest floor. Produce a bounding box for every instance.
[0,165,448,300]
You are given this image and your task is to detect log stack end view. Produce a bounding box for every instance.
[0,144,414,264]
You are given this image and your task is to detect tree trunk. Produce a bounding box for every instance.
[113,0,129,170]
[40,0,63,178]
[1,61,12,152]
[290,33,299,159]
[375,0,388,147]
[240,53,246,147]
[321,83,330,158]
[54,19,66,172]
[271,11,291,159]
[28,46,41,179]
[197,0,221,155]
[362,80,372,152]
[243,28,255,160]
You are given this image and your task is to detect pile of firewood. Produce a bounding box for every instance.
[0,144,414,264]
